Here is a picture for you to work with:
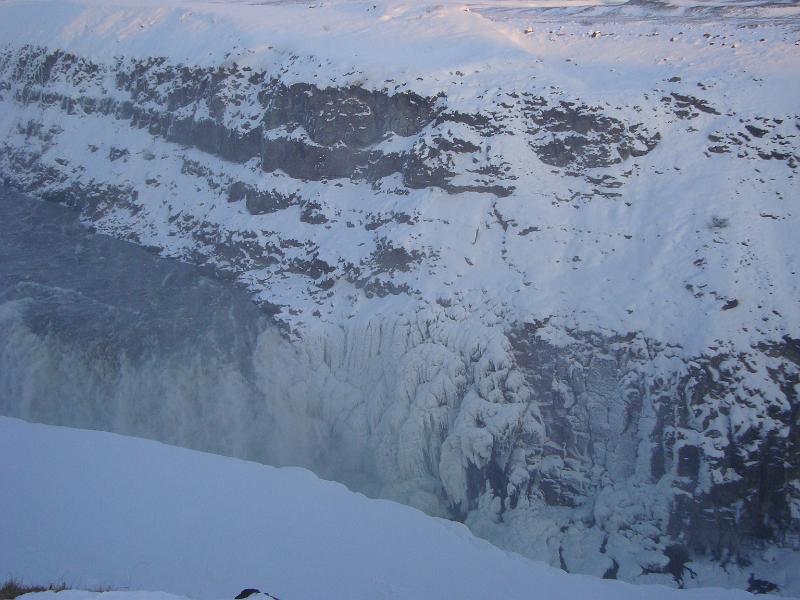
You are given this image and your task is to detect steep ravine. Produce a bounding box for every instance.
[4,190,798,594]
[1,6,799,595]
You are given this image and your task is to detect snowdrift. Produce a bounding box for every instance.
[0,417,769,600]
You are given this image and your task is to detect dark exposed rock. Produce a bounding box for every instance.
[228,182,296,215]
[299,200,328,225]
[677,445,701,478]
[288,256,335,280]
[705,119,798,169]
[602,559,620,580]
[371,238,422,273]
[746,124,768,138]
[722,298,739,310]
[748,574,779,594]
[108,147,129,161]
[364,211,416,231]
[523,99,659,169]
[663,544,696,587]
[360,278,411,298]
[261,83,436,145]
[261,130,365,180]
[670,92,720,115]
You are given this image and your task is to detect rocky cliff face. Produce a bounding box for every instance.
[1,44,664,291]
[0,0,798,594]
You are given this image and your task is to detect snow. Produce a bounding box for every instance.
[1,0,797,355]
[0,0,798,594]
[0,417,769,600]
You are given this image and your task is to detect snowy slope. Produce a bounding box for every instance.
[0,0,796,349]
[0,417,768,600]
[0,0,798,595]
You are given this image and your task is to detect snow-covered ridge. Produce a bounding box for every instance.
[0,0,798,595]
[0,417,774,600]
[0,0,797,347]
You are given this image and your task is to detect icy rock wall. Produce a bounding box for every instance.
[0,287,543,521]
[503,325,800,568]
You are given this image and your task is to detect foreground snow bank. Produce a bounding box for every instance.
[0,417,764,600]
[20,593,189,600]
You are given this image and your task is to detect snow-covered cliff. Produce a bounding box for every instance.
[1,0,798,594]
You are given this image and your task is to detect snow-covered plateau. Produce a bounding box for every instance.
[0,0,798,595]
[1,416,778,600]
